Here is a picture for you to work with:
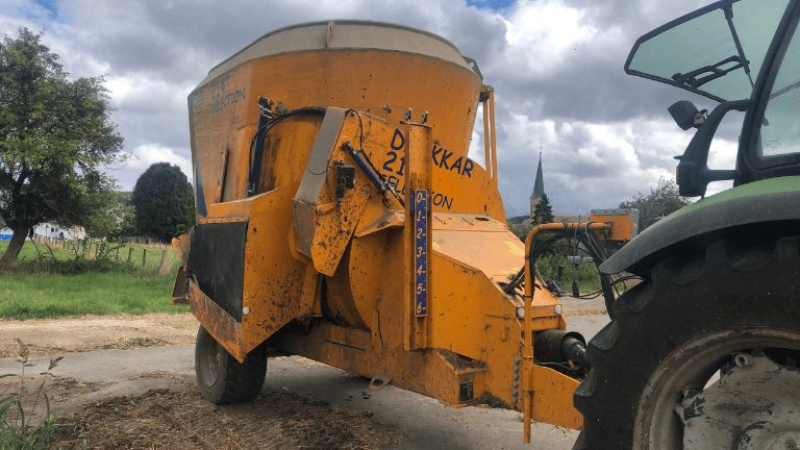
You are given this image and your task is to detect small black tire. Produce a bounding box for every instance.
[573,234,800,449]
[195,325,267,404]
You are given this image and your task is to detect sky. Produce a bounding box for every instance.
[1,0,743,217]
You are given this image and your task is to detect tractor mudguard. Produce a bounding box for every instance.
[600,176,800,275]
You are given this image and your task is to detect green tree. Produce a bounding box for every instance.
[88,191,137,238]
[532,193,555,225]
[0,28,123,268]
[620,177,691,230]
[132,163,194,241]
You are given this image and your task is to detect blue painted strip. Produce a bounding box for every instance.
[414,189,428,317]
[0,235,11,241]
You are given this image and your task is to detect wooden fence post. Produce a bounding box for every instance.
[115,247,120,261]
[142,249,147,267]
[157,249,169,275]
[127,248,134,262]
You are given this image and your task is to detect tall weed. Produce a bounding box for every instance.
[0,341,81,449]
[23,240,133,275]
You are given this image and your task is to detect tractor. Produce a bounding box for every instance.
[574,0,800,448]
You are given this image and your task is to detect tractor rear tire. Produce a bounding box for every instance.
[573,234,800,449]
[195,326,267,404]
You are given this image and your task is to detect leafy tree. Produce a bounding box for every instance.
[510,222,533,240]
[0,28,123,268]
[620,177,691,230]
[88,191,137,238]
[532,193,555,225]
[132,163,194,241]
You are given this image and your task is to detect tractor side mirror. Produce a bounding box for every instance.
[675,99,750,197]
[668,101,707,130]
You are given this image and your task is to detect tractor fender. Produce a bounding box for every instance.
[600,176,800,275]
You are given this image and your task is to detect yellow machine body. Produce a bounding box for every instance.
[175,21,605,438]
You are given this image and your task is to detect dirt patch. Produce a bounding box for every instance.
[559,296,608,318]
[0,313,197,358]
[54,380,401,450]
[564,308,609,317]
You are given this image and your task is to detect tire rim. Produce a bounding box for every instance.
[633,328,800,450]
[199,335,223,387]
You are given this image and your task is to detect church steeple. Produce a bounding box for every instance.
[530,152,545,218]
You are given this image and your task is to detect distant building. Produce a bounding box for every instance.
[0,222,86,241]
[529,153,545,219]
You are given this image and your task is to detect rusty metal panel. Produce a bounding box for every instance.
[294,108,347,203]
[171,266,188,305]
[293,108,347,258]
[187,279,247,362]
[531,365,583,430]
[242,186,312,350]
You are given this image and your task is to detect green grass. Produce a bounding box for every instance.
[0,240,180,271]
[115,243,181,271]
[0,241,187,320]
[0,271,187,319]
[0,240,74,263]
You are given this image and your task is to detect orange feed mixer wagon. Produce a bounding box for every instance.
[171,20,631,442]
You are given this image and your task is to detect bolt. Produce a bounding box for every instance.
[421,111,429,123]
[734,353,753,368]
[242,306,251,316]
[403,108,413,121]
[383,105,393,113]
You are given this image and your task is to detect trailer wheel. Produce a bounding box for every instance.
[195,326,267,404]
[573,235,800,450]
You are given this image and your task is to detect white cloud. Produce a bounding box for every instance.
[123,143,193,186]
[3,0,738,215]
[503,0,593,74]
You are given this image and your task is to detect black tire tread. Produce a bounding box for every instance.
[573,233,800,449]
[195,326,267,405]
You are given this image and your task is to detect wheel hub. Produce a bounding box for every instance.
[677,351,800,450]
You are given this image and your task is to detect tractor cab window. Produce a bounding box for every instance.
[756,21,800,160]
[626,0,790,102]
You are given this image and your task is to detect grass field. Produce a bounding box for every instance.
[0,241,187,320]
[8,239,181,270]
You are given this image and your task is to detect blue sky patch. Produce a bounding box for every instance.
[32,0,58,19]
[466,0,516,10]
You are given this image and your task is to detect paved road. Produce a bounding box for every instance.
[0,303,608,450]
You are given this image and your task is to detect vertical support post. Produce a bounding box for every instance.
[115,246,120,261]
[488,89,499,187]
[520,222,608,443]
[403,123,433,351]
[158,249,168,274]
[480,85,498,186]
[142,249,147,268]
[127,248,133,263]
[521,226,539,444]
[482,97,492,176]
